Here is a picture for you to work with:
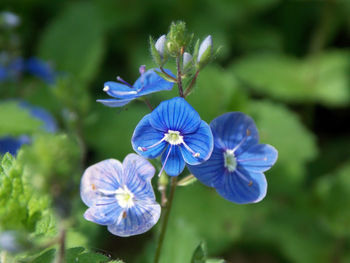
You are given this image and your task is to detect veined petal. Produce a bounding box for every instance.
[97,98,133,107]
[107,201,161,237]
[132,114,167,158]
[104,81,138,99]
[187,146,225,187]
[162,145,185,176]
[180,120,213,165]
[123,153,156,182]
[237,144,278,173]
[80,159,123,207]
[84,202,123,226]
[211,112,259,155]
[134,69,174,95]
[216,167,267,204]
[149,97,201,134]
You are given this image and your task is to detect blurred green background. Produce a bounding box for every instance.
[1,0,350,262]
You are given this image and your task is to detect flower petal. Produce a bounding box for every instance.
[180,120,213,165]
[132,114,167,158]
[135,69,174,96]
[80,159,123,207]
[84,202,123,226]
[104,81,138,99]
[215,167,267,204]
[123,153,156,182]
[187,146,225,187]
[107,201,161,237]
[162,145,185,176]
[149,97,201,134]
[97,98,133,107]
[211,112,259,155]
[237,144,278,173]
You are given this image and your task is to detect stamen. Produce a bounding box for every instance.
[95,200,117,206]
[116,76,134,88]
[137,138,165,152]
[103,85,109,92]
[235,169,253,186]
[158,145,173,177]
[232,129,250,153]
[139,65,146,75]
[182,141,200,158]
[96,188,117,196]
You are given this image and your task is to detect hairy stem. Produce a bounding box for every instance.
[154,177,177,263]
[184,70,200,97]
[143,98,154,111]
[176,55,184,97]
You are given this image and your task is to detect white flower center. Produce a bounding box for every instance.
[164,130,184,145]
[115,185,134,208]
[224,149,237,172]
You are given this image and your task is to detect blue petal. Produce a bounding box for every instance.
[0,137,24,155]
[107,201,161,237]
[180,120,213,165]
[162,145,185,176]
[187,146,225,187]
[215,167,267,204]
[132,114,167,158]
[84,200,123,226]
[104,81,138,99]
[80,159,123,207]
[210,112,259,155]
[237,144,278,173]
[26,57,55,84]
[97,98,133,107]
[135,69,174,96]
[149,97,201,134]
[123,153,156,182]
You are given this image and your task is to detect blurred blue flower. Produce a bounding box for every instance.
[188,112,278,204]
[0,55,55,84]
[80,153,161,237]
[97,66,175,107]
[26,57,56,84]
[132,97,213,176]
[0,101,57,155]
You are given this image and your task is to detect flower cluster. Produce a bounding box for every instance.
[81,22,278,238]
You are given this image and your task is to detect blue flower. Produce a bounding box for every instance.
[188,112,278,204]
[97,66,175,107]
[26,57,56,84]
[132,97,213,176]
[0,101,57,155]
[80,153,161,237]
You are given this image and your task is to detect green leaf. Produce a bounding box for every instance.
[232,50,350,106]
[38,2,105,83]
[32,249,55,263]
[0,153,56,236]
[191,242,207,263]
[0,101,42,137]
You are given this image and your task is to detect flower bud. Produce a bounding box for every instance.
[155,35,166,58]
[197,35,212,67]
[183,52,193,69]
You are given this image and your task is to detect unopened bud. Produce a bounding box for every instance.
[155,35,166,58]
[183,52,193,69]
[197,35,212,67]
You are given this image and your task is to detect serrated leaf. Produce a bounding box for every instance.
[0,101,42,137]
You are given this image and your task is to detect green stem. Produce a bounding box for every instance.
[154,177,177,263]
[184,70,200,97]
[160,67,177,82]
[176,56,184,97]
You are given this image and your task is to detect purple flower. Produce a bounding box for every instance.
[132,97,213,176]
[188,112,278,204]
[97,66,175,107]
[80,154,161,237]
